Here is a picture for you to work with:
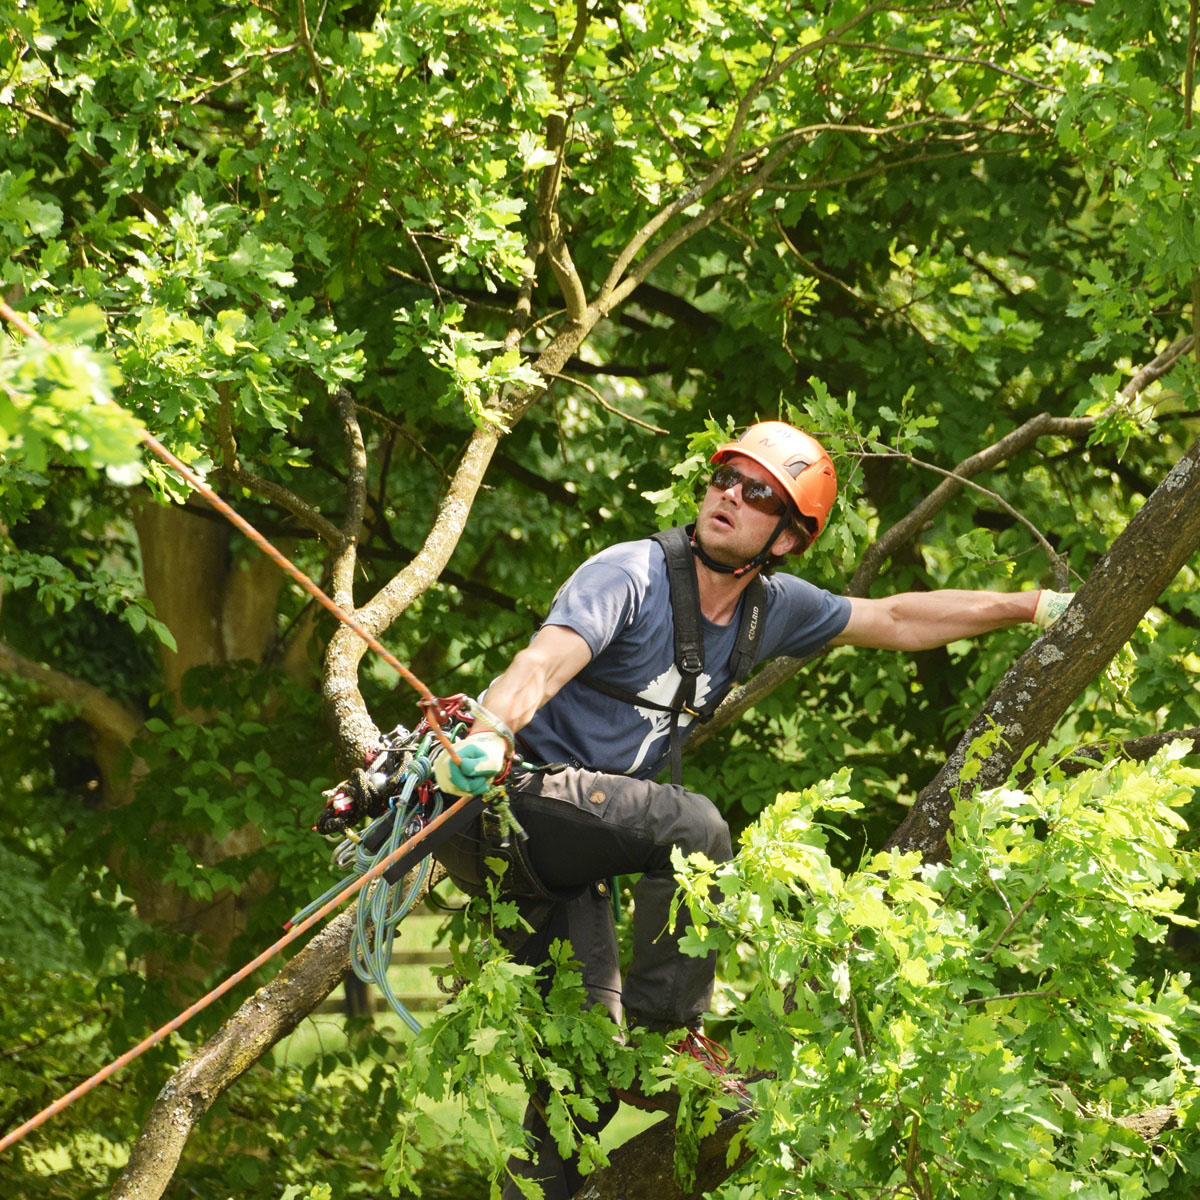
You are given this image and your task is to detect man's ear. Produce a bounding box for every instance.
[771,525,805,558]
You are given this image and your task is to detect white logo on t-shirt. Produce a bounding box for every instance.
[627,665,713,774]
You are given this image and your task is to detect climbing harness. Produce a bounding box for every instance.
[577,525,766,785]
[292,694,515,1033]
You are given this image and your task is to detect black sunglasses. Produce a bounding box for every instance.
[709,463,788,516]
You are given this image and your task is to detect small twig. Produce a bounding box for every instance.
[295,0,326,105]
[0,1010,106,1059]
[963,988,1058,1005]
[549,372,669,433]
[846,411,1094,599]
[381,263,509,317]
[847,991,868,1059]
[855,445,1071,588]
[831,39,1060,93]
[399,221,444,308]
[353,403,449,484]
[773,213,884,314]
[981,883,1046,961]
[987,876,1014,919]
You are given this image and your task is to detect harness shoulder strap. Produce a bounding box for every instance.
[650,527,704,681]
[729,572,766,684]
[650,528,703,786]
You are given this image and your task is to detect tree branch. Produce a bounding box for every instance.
[698,332,1194,746]
[0,640,142,750]
[212,382,348,550]
[598,1,889,306]
[322,427,503,762]
[550,373,669,434]
[331,387,367,608]
[295,0,326,105]
[888,432,1200,858]
[108,908,357,1200]
[1053,728,1200,775]
[538,112,589,323]
[856,446,1072,587]
[536,1,591,324]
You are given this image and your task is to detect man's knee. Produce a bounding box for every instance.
[679,792,732,861]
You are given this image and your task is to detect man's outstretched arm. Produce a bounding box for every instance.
[475,623,594,734]
[830,589,1043,652]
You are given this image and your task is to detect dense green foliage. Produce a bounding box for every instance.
[2,0,1199,1195]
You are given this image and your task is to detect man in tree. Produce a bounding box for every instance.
[432,420,1066,1198]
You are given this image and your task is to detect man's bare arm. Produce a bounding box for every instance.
[830,590,1040,652]
[475,624,593,734]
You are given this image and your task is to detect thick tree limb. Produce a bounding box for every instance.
[322,425,504,762]
[1053,728,1200,775]
[0,639,142,749]
[108,908,357,1200]
[887,433,1200,857]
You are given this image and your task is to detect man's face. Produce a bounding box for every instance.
[695,454,800,566]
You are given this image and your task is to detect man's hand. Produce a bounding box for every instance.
[433,730,510,796]
[1032,590,1073,629]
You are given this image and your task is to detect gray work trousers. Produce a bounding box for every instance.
[434,765,733,1200]
[436,763,733,1027]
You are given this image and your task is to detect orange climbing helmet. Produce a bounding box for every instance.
[712,420,838,547]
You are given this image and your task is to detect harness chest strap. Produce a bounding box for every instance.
[579,526,766,785]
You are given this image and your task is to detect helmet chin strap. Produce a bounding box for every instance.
[687,514,792,578]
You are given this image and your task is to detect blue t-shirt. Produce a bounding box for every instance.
[517,536,851,779]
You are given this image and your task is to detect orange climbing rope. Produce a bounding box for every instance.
[0,792,478,1154]
[0,301,471,1152]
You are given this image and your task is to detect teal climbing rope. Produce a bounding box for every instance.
[288,730,449,1033]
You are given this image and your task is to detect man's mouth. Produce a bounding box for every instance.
[710,509,734,530]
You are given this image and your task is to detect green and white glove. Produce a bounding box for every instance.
[432,730,510,796]
[1032,589,1072,630]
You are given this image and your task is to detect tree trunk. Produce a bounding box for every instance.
[887,433,1200,858]
[124,502,300,984]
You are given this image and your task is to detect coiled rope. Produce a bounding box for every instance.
[289,735,447,1035]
